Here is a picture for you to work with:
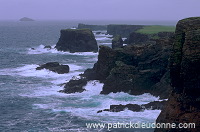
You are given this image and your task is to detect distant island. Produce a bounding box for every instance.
[19,17,34,21]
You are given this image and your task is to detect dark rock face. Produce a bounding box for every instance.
[97,36,173,98]
[19,17,34,21]
[128,32,149,44]
[84,45,118,81]
[127,32,175,45]
[155,17,200,132]
[112,35,123,49]
[107,25,144,37]
[78,23,107,31]
[55,29,98,53]
[157,32,175,38]
[36,62,69,74]
[62,33,173,98]
[60,78,87,94]
[97,101,167,113]
[59,28,175,98]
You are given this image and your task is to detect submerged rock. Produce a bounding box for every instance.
[36,62,69,74]
[155,17,200,132]
[44,45,52,49]
[55,29,98,53]
[95,32,101,35]
[97,101,167,113]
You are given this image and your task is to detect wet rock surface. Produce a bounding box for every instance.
[97,101,167,113]
[36,62,69,74]
[60,77,87,94]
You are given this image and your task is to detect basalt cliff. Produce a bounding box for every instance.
[155,17,200,132]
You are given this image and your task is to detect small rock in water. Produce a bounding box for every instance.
[44,45,52,49]
[36,62,69,74]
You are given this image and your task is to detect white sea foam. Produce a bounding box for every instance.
[96,37,112,41]
[122,37,127,41]
[1,60,162,124]
[31,80,161,123]
[0,63,84,88]
[0,82,5,85]
[123,44,127,46]
[99,42,112,46]
[27,44,98,56]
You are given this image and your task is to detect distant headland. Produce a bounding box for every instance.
[19,17,34,21]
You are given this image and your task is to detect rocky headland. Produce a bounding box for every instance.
[107,24,144,37]
[62,31,174,99]
[78,23,107,31]
[155,17,200,132]
[55,29,98,53]
[55,18,200,130]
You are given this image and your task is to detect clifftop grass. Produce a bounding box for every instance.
[136,25,175,34]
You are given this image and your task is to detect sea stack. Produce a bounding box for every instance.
[55,29,98,53]
[112,35,123,49]
[155,17,200,132]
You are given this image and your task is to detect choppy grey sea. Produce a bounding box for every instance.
[0,20,173,132]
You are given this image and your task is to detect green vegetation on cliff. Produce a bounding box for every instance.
[136,25,175,34]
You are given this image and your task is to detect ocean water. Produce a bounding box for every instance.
[0,21,162,132]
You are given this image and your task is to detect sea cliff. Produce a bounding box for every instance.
[155,17,200,132]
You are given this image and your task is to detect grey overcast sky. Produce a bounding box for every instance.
[0,0,199,21]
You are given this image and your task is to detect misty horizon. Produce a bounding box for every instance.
[0,0,200,22]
